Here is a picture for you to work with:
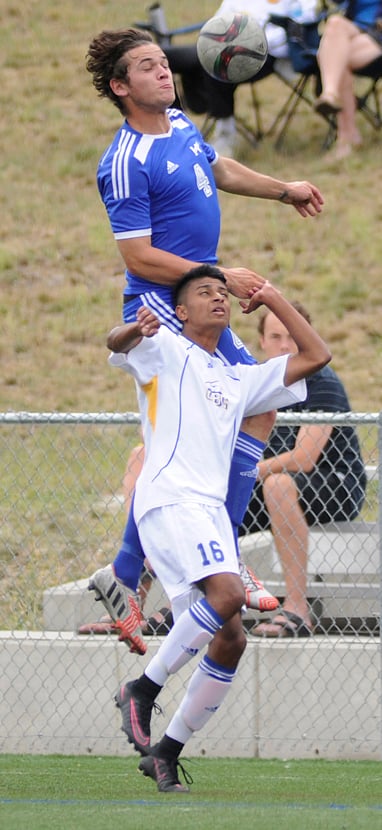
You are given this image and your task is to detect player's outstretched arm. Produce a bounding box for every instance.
[107,307,161,354]
[213,157,324,217]
[240,280,331,384]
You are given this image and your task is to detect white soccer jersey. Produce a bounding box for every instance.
[109,327,306,523]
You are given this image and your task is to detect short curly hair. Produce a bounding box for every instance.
[86,28,153,113]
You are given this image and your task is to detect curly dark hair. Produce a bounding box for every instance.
[86,28,153,113]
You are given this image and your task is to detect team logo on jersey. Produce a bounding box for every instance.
[206,386,228,409]
[194,163,213,198]
[167,160,179,174]
[189,141,203,156]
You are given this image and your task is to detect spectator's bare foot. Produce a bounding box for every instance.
[324,142,354,164]
[251,609,313,638]
[78,614,115,635]
[350,130,363,148]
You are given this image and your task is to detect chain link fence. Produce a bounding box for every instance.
[0,411,381,759]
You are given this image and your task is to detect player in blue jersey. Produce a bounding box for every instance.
[85,28,325,649]
[103,265,330,791]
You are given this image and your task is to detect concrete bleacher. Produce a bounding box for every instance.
[239,520,380,633]
[43,519,380,636]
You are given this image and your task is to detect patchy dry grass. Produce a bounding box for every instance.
[1,0,381,413]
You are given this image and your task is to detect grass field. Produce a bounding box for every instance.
[1,755,382,830]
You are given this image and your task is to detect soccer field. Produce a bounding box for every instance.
[1,755,381,830]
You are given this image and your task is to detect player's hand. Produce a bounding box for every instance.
[239,280,282,314]
[281,181,324,217]
[136,306,161,337]
[222,267,267,299]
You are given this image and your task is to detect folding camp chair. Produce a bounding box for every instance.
[263,14,337,150]
[354,55,382,131]
[134,2,203,48]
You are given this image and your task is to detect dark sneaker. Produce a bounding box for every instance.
[88,564,146,654]
[115,680,158,756]
[138,754,192,793]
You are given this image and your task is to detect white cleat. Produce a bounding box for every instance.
[239,559,279,612]
[88,564,146,654]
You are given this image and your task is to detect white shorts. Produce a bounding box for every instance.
[137,502,239,608]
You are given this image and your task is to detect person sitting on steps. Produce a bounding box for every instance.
[240,301,367,638]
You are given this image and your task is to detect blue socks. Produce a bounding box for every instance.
[225,432,265,528]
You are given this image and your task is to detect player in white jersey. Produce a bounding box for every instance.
[104,265,331,792]
[86,28,325,641]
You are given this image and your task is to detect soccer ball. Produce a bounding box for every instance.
[196,12,268,84]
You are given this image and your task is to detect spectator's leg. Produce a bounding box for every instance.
[316,16,358,108]
[334,68,361,158]
[316,16,382,153]
[252,472,313,637]
[203,73,237,156]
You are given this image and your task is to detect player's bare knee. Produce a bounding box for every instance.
[220,583,246,620]
[210,617,247,665]
[203,574,245,619]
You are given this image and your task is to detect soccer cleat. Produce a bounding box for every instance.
[239,559,279,612]
[115,680,158,756]
[138,753,192,793]
[88,564,146,654]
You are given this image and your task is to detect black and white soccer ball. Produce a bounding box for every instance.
[197,12,268,84]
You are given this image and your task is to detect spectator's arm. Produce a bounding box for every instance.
[258,424,333,478]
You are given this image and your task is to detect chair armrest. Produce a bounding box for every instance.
[166,22,206,36]
[133,20,205,38]
[267,12,327,30]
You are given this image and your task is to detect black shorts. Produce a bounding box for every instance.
[239,470,366,536]
[357,22,382,48]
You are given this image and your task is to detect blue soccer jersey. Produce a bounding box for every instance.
[97,108,221,296]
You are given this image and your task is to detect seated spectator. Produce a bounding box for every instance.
[239,301,367,638]
[315,0,382,160]
[165,0,319,156]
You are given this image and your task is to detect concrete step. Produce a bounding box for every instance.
[43,573,171,633]
[43,523,379,633]
[43,572,380,634]
[239,522,379,579]
[1,631,380,759]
